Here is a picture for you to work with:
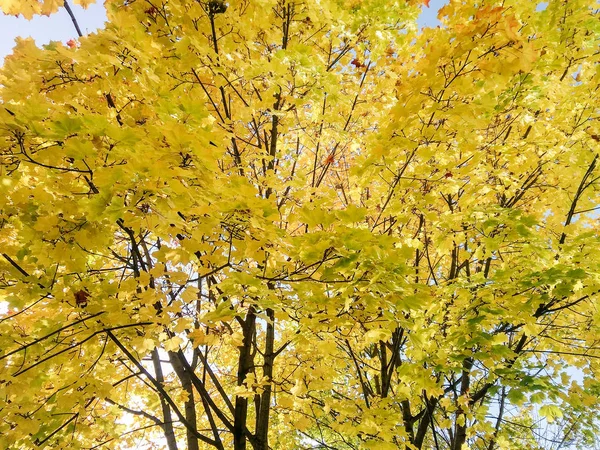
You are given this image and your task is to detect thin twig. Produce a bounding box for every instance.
[63,0,83,37]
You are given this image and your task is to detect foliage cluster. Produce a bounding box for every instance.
[0,0,599,449]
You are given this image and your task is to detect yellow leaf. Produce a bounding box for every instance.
[40,0,61,15]
[163,336,184,352]
[73,0,95,7]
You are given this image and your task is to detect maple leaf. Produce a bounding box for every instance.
[0,0,40,18]
[40,0,61,15]
[351,58,365,69]
[73,0,95,7]
[74,290,90,307]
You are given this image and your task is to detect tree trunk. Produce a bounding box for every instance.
[255,308,275,449]
[152,348,178,450]
[233,309,256,450]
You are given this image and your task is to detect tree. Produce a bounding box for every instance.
[0,0,599,448]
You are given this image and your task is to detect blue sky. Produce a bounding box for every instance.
[0,0,446,63]
[0,3,106,62]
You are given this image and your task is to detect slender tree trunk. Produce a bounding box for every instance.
[452,358,474,450]
[152,348,178,450]
[402,400,415,444]
[168,352,200,450]
[414,395,437,449]
[487,387,506,450]
[255,308,275,449]
[233,309,256,450]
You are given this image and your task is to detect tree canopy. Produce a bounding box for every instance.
[1,0,599,449]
